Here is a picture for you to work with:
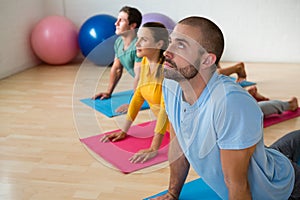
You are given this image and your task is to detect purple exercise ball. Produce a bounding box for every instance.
[141,13,176,31]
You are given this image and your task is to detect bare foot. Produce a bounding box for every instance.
[288,97,298,111]
[247,86,269,102]
[235,62,247,82]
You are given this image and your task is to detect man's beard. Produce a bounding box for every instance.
[164,58,200,82]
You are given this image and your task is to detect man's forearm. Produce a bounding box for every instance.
[107,66,122,94]
[167,136,190,198]
[168,154,189,198]
[149,133,164,151]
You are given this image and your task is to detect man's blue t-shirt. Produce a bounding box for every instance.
[163,73,294,200]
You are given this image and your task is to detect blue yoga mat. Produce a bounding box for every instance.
[80,90,149,118]
[229,77,256,87]
[144,178,221,200]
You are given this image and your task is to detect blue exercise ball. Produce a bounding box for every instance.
[141,13,176,32]
[79,14,117,66]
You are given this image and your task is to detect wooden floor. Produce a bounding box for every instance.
[0,61,299,200]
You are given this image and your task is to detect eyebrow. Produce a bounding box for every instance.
[119,17,128,21]
[170,37,190,46]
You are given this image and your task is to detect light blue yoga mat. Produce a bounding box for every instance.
[229,77,256,87]
[80,90,149,118]
[144,178,221,200]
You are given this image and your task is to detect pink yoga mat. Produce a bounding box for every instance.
[263,108,300,128]
[80,121,169,174]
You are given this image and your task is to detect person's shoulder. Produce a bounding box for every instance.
[114,36,123,47]
[208,74,251,103]
[217,74,246,94]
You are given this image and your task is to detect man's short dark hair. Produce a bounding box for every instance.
[119,6,142,29]
[179,16,224,65]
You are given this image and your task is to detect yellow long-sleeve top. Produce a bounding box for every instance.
[126,57,168,134]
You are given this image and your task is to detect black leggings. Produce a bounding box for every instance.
[269,130,300,200]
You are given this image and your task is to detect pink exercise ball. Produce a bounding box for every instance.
[31,15,79,65]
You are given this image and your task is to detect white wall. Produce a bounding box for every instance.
[0,0,42,79]
[65,0,300,63]
[1,0,300,79]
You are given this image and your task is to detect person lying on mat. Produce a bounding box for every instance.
[216,63,299,115]
[244,85,299,117]
[101,22,170,164]
[150,16,299,200]
[92,6,142,111]
[258,96,298,117]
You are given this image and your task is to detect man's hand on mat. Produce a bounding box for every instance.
[100,131,127,142]
[115,104,129,113]
[92,92,111,100]
[129,149,158,163]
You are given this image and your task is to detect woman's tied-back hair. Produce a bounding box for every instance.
[142,22,169,79]
[119,6,142,29]
[178,16,224,65]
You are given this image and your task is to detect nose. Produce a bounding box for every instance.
[163,46,173,59]
[115,19,120,26]
[135,38,141,47]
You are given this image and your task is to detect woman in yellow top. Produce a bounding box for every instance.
[101,22,169,163]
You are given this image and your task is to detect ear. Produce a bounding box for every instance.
[202,53,217,69]
[156,40,164,49]
[129,22,137,30]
